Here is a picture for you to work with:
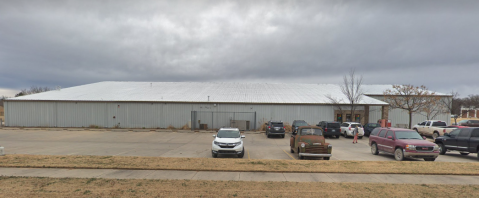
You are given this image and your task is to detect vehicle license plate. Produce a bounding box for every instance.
[313,143,321,145]
[331,129,335,132]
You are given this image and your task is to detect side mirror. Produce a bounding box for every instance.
[241,135,245,139]
[212,135,216,138]
[387,136,393,140]
[422,136,426,140]
[445,133,450,137]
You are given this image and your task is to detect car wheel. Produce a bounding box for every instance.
[371,143,379,155]
[282,135,285,138]
[267,132,270,138]
[424,158,436,161]
[336,135,340,139]
[343,131,347,138]
[460,152,470,156]
[297,148,304,160]
[324,157,330,160]
[438,143,446,155]
[290,147,294,153]
[432,132,439,140]
[212,151,218,158]
[238,148,245,158]
[394,148,404,161]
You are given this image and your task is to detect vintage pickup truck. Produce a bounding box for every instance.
[412,120,455,139]
[290,126,332,160]
[434,127,479,159]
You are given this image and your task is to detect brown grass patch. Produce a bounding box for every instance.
[284,124,292,132]
[166,125,176,130]
[180,124,190,130]
[2,155,479,175]
[0,177,477,198]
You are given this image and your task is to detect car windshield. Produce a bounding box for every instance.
[368,123,380,127]
[300,128,323,136]
[351,124,362,128]
[470,120,479,123]
[395,131,423,140]
[295,122,308,127]
[272,122,283,127]
[432,122,447,127]
[328,123,340,128]
[217,130,240,138]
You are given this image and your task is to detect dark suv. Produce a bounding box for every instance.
[292,120,308,133]
[266,121,285,138]
[317,121,341,138]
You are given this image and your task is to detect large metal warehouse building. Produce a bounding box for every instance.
[3,82,451,129]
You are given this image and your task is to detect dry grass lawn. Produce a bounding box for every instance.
[1,176,478,198]
[1,154,479,175]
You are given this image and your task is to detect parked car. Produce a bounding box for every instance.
[369,127,440,161]
[266,121,286,138]
[363,123,381,137]
[316,121,341,138]
[340,122,364,138]
[290,126,332,160]
[412,120,453,139]
[292,120,308,134]
[211,128,245,158]
[457,120,479,127]
[434,127,479,158]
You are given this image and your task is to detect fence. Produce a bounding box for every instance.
[191,111,256,131]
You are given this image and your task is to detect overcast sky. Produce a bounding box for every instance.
[1,0,478,97]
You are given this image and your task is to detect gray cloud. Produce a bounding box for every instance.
[1,0,478,97]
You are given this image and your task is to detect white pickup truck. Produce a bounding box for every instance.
[412,120,456,139]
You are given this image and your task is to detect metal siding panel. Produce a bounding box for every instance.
[4,101,55,127]
[56,102,106,127]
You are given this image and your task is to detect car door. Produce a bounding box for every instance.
[419,121,431,135]
[444,129,460,150]
[376,129,388,152]
[382,130,395,153]
[456,128,471,152]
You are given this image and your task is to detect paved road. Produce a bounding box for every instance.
[1,167,479,185]
[0,129,477,162]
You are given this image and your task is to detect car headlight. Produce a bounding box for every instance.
[235,141,241,146]
[433,145,439,151]
[214,141,220,145]
[405,145,416,150]
[328,145,332,148]
[301,143,305,148]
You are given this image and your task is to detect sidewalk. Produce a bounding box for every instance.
[1,167,479,185]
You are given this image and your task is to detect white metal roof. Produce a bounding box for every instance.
[9,81,392,105]
[362,84,449,96]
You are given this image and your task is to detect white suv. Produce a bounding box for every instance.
[340,122,364,138]
[211,128,245,158]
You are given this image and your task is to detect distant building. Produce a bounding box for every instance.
[3,82,452,129]
[461,107,478,118]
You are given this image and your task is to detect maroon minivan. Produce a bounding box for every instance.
[368,127,440,161]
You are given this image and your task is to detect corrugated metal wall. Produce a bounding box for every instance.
[5,98,450,129]
[5,101,337,129]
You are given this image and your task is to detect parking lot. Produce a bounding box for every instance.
[0,129,477,162]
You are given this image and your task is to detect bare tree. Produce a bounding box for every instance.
[340,69,364,122]
[0,96,7,107]
[15,86,51,97]
[440,91,460,125]
[325,94,346,122]
[420,95,445,120]
[384,84,440,129]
